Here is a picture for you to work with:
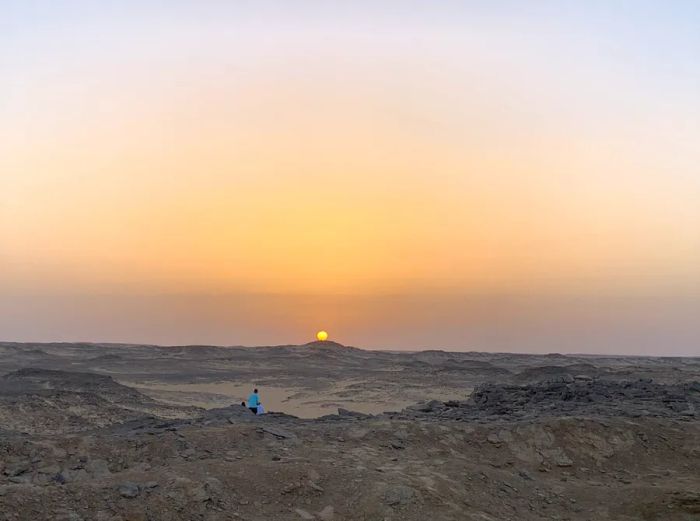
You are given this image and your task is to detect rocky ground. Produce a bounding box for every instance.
[0,341,698,520]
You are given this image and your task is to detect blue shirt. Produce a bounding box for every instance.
[248,393,259,407]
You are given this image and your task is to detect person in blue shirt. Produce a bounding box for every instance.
[247,388,260,414]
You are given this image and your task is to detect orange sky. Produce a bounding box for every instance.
[1,2,699,353]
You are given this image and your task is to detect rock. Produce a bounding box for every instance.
[204,477,223,497]
[118,482,140,498]
[4,462,30,477]
[282,481,302,494]
[169,476,213,502]
[55,510,83,521]
[38,464,61,475]
[518,470,533,480]
[86,459,111,477]
[394,429,409,441]
[346,427,369,440]
[556,455,574,467]
[60,468,88,483]
[53,448,68,459]
[309,481,324,492]
[189,484,210,502]
[419,400,443,413]
[384,484,417,506]
[338,408,368,418]
[487,433,501,444]
[181,448,196,458]
[317,506,335,520]
[294,508,316,520]
[443,379,700,421]
[260,426,296,439]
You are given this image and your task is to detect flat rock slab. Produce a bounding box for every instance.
[259,426,296,439]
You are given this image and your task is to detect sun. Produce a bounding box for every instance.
[316,330,329,342]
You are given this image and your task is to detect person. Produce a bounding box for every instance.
[247,388,260,414]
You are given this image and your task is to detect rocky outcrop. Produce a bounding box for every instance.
[399,378,699,421]
[0,369,200,435]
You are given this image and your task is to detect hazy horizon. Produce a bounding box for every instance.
[2,2,699,356]
[1,291,698,356]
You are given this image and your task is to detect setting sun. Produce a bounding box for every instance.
[316,331,329,342]
[1,1,698,357]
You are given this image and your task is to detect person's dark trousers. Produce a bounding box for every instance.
[249,407,258,414]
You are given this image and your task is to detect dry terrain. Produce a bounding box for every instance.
[0,340,698,520]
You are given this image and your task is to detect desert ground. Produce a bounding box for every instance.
[0,340,698,520]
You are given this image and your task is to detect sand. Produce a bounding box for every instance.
[131,380,464,418]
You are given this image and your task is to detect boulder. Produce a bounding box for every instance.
[117,482,140,498]
[384,484,417,506]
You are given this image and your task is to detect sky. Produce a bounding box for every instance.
[1,1,699,354]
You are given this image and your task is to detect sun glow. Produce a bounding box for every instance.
[316,331,329,342]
